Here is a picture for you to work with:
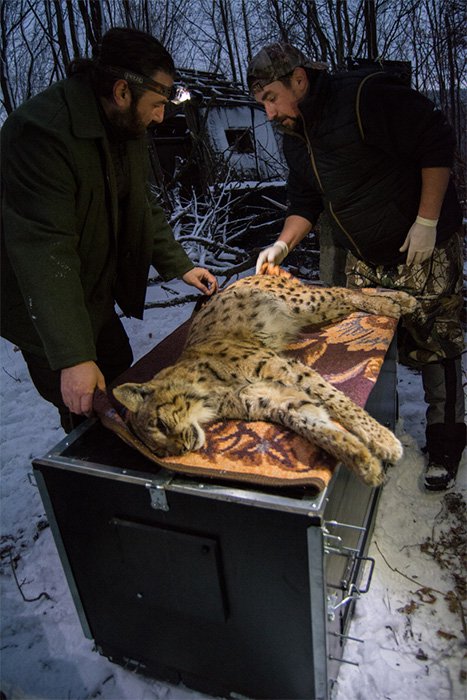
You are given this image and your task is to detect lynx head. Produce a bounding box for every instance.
[112,381,216,457]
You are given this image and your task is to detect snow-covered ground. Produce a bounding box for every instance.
[1,275,465,700]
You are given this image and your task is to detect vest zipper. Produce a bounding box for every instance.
[301,126,325,194]
[328,201,364,259]
[299,116,365,260]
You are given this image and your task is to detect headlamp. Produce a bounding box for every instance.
[172,86,191,105]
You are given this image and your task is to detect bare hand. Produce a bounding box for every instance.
[61,361,106,416]
[182,267,218,295]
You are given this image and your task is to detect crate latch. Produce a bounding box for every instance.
[327,583,361,621]
[146,478,172,511]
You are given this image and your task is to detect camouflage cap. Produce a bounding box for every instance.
[247,43,321,93]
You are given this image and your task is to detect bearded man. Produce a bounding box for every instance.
[1,27,217,432]
[248,43,465,491]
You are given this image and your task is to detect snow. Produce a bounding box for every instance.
[0,275,465,700]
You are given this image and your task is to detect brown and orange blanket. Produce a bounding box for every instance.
[94,279,398,493]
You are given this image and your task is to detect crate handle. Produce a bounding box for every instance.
[355,555,375,594]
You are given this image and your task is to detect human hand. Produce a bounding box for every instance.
[255,240,289,274]
[399,216,437,265]
[61,361,106,416]
[182,267,218,295]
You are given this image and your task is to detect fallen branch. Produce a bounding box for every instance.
[143,294,200,310]
[2,367,21,382]
[9,552,51,603]
[374,541,466,645]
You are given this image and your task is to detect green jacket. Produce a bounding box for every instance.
[1,74,193,370]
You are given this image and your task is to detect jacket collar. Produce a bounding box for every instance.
[297,68,331,128]
[275,68,330,138]
[63,74,107,139]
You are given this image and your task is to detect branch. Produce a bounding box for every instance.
[9,552,51,603]
[143,293,200,310]
[2,367,21,382]
[374,540,466,643]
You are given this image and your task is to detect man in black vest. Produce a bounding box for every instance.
[248,43,465,491]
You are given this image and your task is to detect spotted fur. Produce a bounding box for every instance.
[113,273,417,486]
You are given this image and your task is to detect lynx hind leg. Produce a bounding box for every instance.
[290,362,403,463]
[348,288,417,318]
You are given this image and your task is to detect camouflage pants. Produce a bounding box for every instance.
[346,230,465,367]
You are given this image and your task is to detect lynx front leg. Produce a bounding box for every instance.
[239,383,384,486]
[252,356,402,465]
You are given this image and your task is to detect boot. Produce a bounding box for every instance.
[424,423,466,491]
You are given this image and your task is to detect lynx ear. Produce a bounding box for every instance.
[112,383,155,413]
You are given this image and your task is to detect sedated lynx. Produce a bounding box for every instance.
[113,270,417,486]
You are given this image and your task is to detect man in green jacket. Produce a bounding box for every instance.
[1,27,218,432]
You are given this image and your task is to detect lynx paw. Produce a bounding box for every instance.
[369,433,403,464]
[387,291,417,315]
[358,455,385,487]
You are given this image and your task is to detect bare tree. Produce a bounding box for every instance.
[1,0,464,201]
[0,0,16,114]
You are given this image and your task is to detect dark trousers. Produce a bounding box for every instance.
[422,355,466,464]
[22,312,133,433]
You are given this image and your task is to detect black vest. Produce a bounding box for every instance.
[284,70,460,266]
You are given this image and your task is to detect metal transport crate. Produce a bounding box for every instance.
[32,338,397,700]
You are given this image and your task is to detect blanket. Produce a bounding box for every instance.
[94,303,397,492]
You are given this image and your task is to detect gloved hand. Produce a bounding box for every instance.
[399,216,437,265]
[255,240,289,274]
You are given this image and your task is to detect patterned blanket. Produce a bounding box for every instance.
[94,299,397,492]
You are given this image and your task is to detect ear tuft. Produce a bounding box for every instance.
[112,383,154,413]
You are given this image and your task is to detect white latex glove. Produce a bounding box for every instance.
[399,216,437,265]
[255,240,289,274]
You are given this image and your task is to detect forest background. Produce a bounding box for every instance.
[0,4,466,698]
[1,0,466,207]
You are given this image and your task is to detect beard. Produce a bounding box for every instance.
[108,101,147,140]
[275,115,299,133]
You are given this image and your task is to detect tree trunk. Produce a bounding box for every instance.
[219,0,238,83]
[53,0,71,68]
[66,1,81,59]
[0,0,14,113]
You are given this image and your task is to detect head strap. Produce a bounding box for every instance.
[98,64,174,99]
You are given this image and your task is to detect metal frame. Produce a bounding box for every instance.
[32,338,397,699]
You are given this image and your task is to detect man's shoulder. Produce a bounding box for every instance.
[328,69,420,117]
[3,80,70,136]
[330,68,393,90]
[2,75,102,142]
[12,79,68,114]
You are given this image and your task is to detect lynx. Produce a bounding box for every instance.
[113,271,416,486]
